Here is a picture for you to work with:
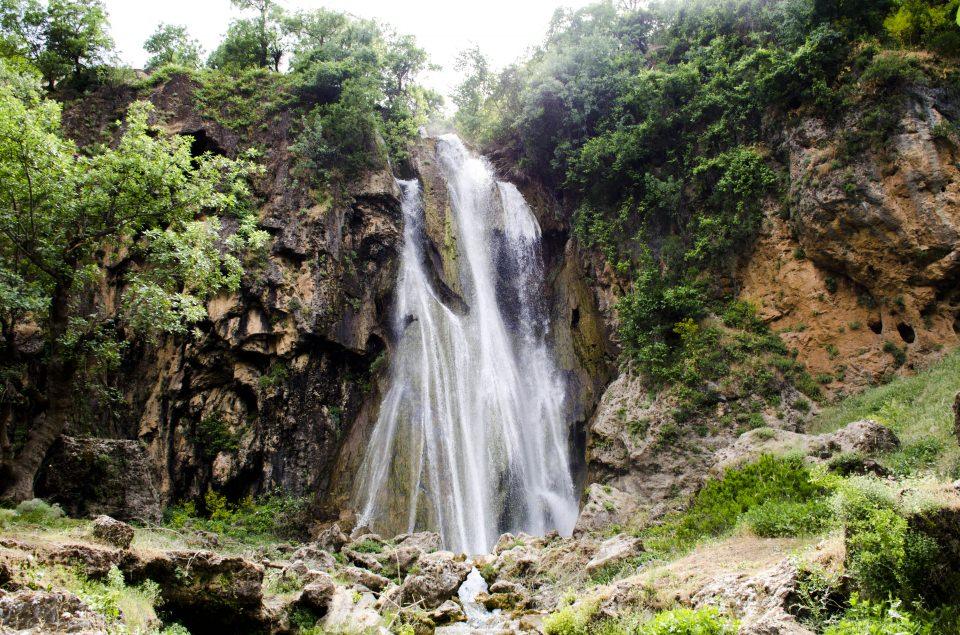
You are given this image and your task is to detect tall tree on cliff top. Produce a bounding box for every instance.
[0,0,112,89]
[0,62,267,500]
[209,0,285,71]
[143,23,203,70]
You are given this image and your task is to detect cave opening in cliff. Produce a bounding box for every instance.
[897,322,916,343]
[186,129,225,159]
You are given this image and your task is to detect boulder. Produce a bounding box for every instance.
[91,516,134,549]
[339,565,392,592]
[823,419,900,455]
[123,550,263,631]
[0,589,108,633]
[574,483,641,537]
[342,533,388,573]
[323,587,384,633]
[393,551,472,609]
[35,436,162,523]
[381,531,441,576]
[713,419,900,474]
[585,535,644,575]
[46,543,123,579]
[299,572,337,613]
[428,599,467,625]
[693,559,813,635]
[312,523,350,553]
[289,544,336,571]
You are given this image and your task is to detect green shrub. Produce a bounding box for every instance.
[11,498,66,525]
[790,561,845,631]
[643,455,835,555]
[837,478,939,603]
[825,596,927,635]
[743,499,834,537]
[165,490,310,544]
[543,600,599,635]
[190,413,242,460]
[721,300,766,333]
[351,538,386,554]
[639,607,738,635]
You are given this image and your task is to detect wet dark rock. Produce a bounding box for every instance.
[35,436,161,523]
[122,550,264,631]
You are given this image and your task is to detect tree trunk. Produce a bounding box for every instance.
[0,278,76,502]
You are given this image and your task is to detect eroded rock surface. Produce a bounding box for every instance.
[90,516,134,550]
[0,589,108,634]
[35,436,161,523]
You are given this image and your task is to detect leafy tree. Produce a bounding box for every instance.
[143,23,202,70]
[452,46,494,140]
[0,0,112,89]
[0,0,45,63]
[0,61,265,500]
[208,0,284,71]
[284,7,438,171]
[884,0,960,53]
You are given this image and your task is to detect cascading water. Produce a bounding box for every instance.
[352,135,577,554]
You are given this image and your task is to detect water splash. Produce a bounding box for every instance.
[352,135,577,554]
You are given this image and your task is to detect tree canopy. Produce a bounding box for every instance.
[0,0,112,89]
[0,59,266,498]
[144,23,202,70]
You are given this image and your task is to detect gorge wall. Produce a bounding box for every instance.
[31,71,960,536]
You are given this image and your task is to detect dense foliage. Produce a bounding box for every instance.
[454,0,960,382]
[143,23,202,71]
[642,454,836,554]
[0,0,437,500]
[195,0,439,174]
[0,0,112,89]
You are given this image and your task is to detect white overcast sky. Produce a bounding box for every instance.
[103,0,595,102]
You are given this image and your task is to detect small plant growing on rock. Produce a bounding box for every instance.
[640,607,738,634]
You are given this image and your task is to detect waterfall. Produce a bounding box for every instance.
[352,135,577,554]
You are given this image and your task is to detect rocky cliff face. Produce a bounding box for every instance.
[49,79,613,524]
[742,86,960,390]
[56,76,405,509]
[581,83,960,517]
[43,74,960,533]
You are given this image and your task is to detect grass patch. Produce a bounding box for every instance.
[544,604,737,635]
[809,351,960,476]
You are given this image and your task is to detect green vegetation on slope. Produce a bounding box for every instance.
[811,350,960,477]
[0,0,438,500]
[454,0,960,386]
[641,454,837,557]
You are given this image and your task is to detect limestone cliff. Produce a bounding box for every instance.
[581,82,960,517]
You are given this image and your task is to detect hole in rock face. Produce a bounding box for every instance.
[896,322,916,344]
[571,307,581,329]
[187,129,224,158]
[954,313,960,335]
[868,318,883,334]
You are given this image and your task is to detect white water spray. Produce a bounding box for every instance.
[352,135,577,554]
